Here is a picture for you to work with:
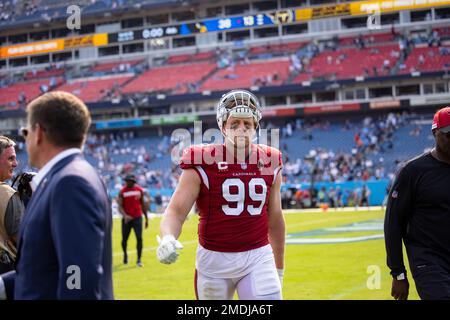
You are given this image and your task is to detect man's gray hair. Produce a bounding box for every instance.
[0,135,16,156]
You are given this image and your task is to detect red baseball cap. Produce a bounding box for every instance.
[432,107,450,133]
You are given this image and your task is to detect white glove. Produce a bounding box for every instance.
[156,235,183,264]
[277,269,284,287]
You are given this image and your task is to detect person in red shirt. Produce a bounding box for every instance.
[157,90,285,300]
[118,174,149,267]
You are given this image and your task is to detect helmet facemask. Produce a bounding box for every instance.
[216,90,262,146]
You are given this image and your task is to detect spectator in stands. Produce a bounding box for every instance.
[39,84,49,94]
[355,34,365,50]
[327,56,333,65]
[439,47,450,56]
[363,68,370,77]
[154,192,162,213]
[49,77,57,89]
[290,54,302,72]
[360,185,371,207]
[18,92,26,109]
[317,187,326,205]
[398,36,408,59]
[383,59,391,70]
[410,125,422,137]
[428,30,441,47]
[273,72,280,82]
[0,1,12,22]
[390,50,400,59]
[372,66,378,77]
[418,54,425,65]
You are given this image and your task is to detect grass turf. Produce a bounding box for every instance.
[112,209,419,300]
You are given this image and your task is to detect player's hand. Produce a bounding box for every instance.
[145,219,149,229]
[391,278,409,300]
[156,235,183,264]
[123,215,133,224]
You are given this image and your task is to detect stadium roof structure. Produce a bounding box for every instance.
[0,0,207,32]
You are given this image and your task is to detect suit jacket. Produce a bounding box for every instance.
[2,153,113,299]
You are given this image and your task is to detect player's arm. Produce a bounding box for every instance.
[384,164,413,300]
[117,193,125,215]
[160,168,201,239]
[157,168,201,264]
[141,190,149,228]
[267,170,286,282]
[117,192,132,223]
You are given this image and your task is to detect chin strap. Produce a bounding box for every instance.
[253,126,261,143]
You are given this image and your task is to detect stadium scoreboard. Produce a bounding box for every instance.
[2,0,450,59]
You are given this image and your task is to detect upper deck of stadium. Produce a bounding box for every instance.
[1,0,450,139]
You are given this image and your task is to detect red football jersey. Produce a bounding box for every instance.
[120,185,144,218]
[180,143,283,252]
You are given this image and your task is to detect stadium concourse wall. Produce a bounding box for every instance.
[108,179,390,210]
[282,179,390,206]
[0,67,445,119]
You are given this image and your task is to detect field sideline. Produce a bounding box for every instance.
[112,208,419,300]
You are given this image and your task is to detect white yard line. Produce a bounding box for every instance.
[283,206,383,214]
[330,284,370,300]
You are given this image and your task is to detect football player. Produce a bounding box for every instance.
[157,89,285,300]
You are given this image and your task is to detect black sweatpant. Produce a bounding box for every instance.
[121,216,143,261]
[412,263,450,300]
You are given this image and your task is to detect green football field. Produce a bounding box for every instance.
[112,208,420,300]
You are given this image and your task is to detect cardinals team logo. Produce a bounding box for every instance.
[240,163,247,170]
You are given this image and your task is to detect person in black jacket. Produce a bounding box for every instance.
[384,106,450,300]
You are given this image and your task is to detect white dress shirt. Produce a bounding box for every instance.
[30,148,81,192]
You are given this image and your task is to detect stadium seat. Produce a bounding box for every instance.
[200,58,290,91]
[0,78,63,108]
[90,59,142,73]
[293,44,399,82]
[57,75,133,102]
[122,62,217,94]
[399,46,450,74]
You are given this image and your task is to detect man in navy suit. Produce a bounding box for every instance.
[0,91,113,300]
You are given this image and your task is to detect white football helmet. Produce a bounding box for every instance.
[216,89,263,132]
